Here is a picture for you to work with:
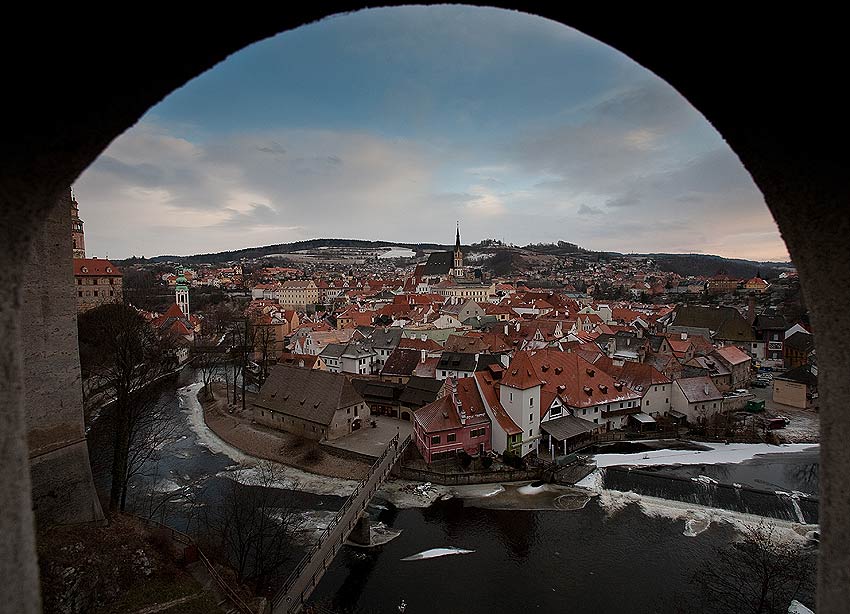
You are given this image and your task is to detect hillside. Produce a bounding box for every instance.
[120,238,792,280]
[118,239,450,266]
[640,253,789,280]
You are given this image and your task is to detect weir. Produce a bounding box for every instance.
[602,467,819,523]
[272,433,411,613]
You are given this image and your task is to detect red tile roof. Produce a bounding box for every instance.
[712,344,752,366]
[414,378,489,433]
[73,258,121,277]
[526,349,642,412]
[501,351,542,390]
[474,372,522,435]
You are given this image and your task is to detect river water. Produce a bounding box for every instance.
[87,370,819,612]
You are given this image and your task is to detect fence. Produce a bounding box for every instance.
[396,465,543,485]
[131,513,257,614]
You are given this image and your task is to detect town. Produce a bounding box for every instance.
[70,189,816,478]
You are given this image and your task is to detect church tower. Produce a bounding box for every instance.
[70,188,86,258]
[452,223,464,277]
[176,270,190,317]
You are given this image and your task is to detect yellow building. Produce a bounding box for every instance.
[772,364,818,409]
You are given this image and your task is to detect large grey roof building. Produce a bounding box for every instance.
[253,365,370,440]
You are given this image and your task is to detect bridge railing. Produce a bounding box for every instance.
[272,433,411,612]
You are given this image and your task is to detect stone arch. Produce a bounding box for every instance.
[2,6,847,613]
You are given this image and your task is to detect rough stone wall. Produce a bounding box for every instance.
[22,194,104,528]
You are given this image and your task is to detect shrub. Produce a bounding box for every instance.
[481,457,493,470]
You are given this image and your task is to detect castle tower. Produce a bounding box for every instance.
[176,270,189,317]
[70,188,86,258]
[452,222,464,277]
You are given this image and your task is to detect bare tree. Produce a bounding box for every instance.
[194,334,227,399]
[692,522,816,613]
[248,318,277,387]
[78,303,177,511]
[202,462,305,594]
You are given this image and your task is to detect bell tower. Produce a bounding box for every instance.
[70,188,86,258]
[176,270,190,317]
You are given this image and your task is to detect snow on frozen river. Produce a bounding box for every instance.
[589,441,819,468]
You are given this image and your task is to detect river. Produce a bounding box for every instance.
[86,370,819,612]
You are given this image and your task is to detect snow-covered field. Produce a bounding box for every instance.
[589,442,818,469]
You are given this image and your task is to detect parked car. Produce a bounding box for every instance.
[766,417,789,429]
[751,379,769,388]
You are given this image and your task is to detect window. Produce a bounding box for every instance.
[510,392,513,401]
[582,408,587,415]
[529,413,533,422]
[447,433,456,442]
[619,403,623,408]
[530,397,534,407]
[442,371,447,376]
[431,435,441,444]
[470,428,486,438]
[528,429,532,436]
[77,291,82,297]
[666,398,669,403]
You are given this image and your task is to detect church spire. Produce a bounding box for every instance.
[452,222,464,277]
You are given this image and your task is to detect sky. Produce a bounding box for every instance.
[73,6,789,262]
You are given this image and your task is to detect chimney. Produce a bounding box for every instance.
[504,324,509,336]
[747,294,756,324]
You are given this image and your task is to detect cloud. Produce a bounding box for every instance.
[577,204,603,215]
[70,7,788,262]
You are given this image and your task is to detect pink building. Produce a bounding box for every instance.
[413,377,491,463]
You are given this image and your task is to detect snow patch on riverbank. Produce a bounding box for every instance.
[219,466,359,497]
[179,383,251,464]
[377,479,451,508]
[180,382,362,497]
[591,442,818,468]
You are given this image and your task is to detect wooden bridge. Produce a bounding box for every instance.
[272,432,411,614]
